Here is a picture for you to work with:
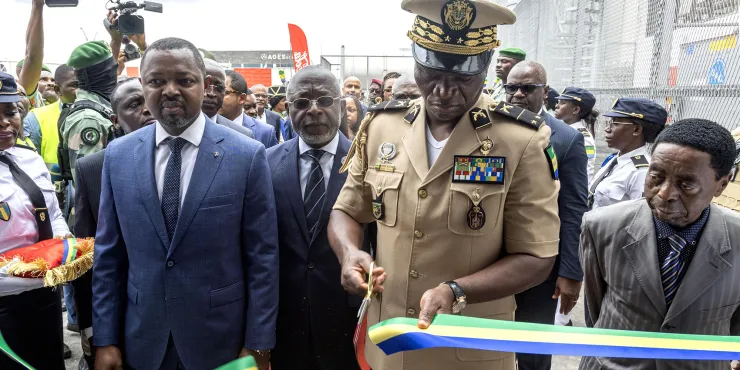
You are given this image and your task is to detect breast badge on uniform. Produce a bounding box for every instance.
[630,155,649,168]
[373,196,385,220]
[452,156,505,184]
[376,143,398,172]
[0,202,10,221]
[80,127,101,146]
[467,189,486,230]
[544,144,559,180]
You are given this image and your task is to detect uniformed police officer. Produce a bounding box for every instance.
[0,72,71,369]
[554,87,599,183]
[589,98,667,210]
[60,40,116,185]
[328,1,561,369]
[491,47,526,102]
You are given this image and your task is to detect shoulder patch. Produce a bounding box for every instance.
[367,99,413,113]
[469,108,491,130]
[576,127,592,138]
[404,104,421,124]
[80,127,101,146]
[630,155,649,168]
[491,101,544,130]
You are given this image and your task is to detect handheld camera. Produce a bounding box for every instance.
[104,0,163,35]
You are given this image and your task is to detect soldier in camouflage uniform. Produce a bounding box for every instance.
[60,40,117,185]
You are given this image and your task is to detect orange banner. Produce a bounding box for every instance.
[288,23,310,71]
[234,68,272,88]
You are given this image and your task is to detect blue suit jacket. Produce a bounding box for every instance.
[265,109,284,141]
[266,133,360,370]
[92,117,279,369]
[543,112,588,281]
[241,113,279,148]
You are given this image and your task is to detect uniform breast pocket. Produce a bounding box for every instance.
[448,183,504,236]
[363,170,404,227]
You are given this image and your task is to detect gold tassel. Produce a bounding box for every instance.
[44,249,95,288]
[340,112,375,174]
[6,258,49,278]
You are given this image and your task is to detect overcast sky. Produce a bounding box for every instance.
[3,0,418,65]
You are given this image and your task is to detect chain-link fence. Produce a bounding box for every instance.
[497,0,740,164]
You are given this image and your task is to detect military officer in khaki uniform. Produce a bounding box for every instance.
[328,1,562,369]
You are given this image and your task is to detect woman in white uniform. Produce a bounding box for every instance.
[0,71,71,369]
[554,87,599,184]
[588,98,668,210]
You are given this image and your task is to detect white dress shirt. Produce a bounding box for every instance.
[425,124,449,167]
[590,144,651,210]
[256,110,268,124]
[0,146,70,296]
[299,133,339,199]
[154,113,206,206]
[569,120,597,184]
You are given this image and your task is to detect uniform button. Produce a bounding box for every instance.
[418,189,428,198]
[409,270,419,279]
[414,230,423,238]
[407,308,416,316]
[301,296,307,304]
[308,262,315,269]
[166,260,174,268]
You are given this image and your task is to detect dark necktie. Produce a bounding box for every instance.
[587,156,619,209]
[161,138,187,242]
[303,149,326,238]
[0,153,53,241]
[661,234,688,306]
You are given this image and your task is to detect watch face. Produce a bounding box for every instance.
[452,299,467,314]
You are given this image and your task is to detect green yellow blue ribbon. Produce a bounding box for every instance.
[214,356,258,370]
[0,330,34,369]
[369,314,740,360]
[62,238,79,265]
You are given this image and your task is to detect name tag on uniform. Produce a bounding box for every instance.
[452,156,505,184]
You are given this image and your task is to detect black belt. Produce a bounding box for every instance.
[0,154,53,241]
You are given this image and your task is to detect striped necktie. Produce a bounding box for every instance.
[661,234,688,306]
[303,149,326,238]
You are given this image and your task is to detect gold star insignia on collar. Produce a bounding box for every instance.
[458,38,464,44]
[445,36,451,42]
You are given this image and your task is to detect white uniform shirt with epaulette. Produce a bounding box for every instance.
[569,120,596,184]
[0,145,69,296]
[589,145,650,210]
[334,95,561,370]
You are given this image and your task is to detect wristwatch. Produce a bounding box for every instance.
[441,281,467,313]
[254,349,271,357]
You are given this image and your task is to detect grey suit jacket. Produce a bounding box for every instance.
[215,113,254,138]
[580,200,740,370]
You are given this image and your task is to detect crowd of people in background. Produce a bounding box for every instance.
[2,1,740,370]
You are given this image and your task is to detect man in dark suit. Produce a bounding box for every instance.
[93,38,278,370]
[267,66,360,370]
[581,119,740,370]
[221,72,277,148]
[202,59,254,139]
[253,83,285,141]
[506,61,588,370]
[73,78,155,367]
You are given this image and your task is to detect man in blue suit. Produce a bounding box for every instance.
[93,38,278,370]
[253,84,286,142]
[266,66,360,370]
[506,61,588,370]
[221,71,278,148]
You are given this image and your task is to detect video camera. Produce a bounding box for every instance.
[104,0,163,35]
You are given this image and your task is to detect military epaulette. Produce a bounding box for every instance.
[367,99,414,113]
[630,155,649,168]
[577,127,592,138]
[404,103,421,124]
[490,101,544,130]
[13,144,37,153]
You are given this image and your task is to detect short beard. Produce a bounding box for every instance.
[299,124,338,147]
[160,114,195,130]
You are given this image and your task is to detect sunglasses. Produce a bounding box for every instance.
[224,89,242,96]
[206,84,227,94]
[289,96,340,110]
[503,84,546,95]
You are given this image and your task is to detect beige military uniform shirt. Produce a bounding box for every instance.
[334,94,561,370]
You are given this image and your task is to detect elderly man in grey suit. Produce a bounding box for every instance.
[202,59,254,138]
[580,118,740,370]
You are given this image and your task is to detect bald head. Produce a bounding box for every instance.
[508,60,548,85]
[204,59,225,80]
[342,76,362,100]
[392,74,421,101]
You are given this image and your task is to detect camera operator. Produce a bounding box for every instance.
[105,11,148,75]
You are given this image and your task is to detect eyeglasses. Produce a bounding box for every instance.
[206,84,226,94]
[289,96,340,110]
[503,84,546,95]
[603,119,637,131]
[254,94,268,99]
[224,89,242,96]
[393,93,421,100]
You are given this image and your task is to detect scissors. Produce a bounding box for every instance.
[357,262,375,321]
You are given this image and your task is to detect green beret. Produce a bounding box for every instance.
[198,48,217,62]
[16,59,51,73]
[67,41,113,70]
[498,47,526,60]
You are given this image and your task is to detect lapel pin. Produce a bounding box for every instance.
[213,152,220,158]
